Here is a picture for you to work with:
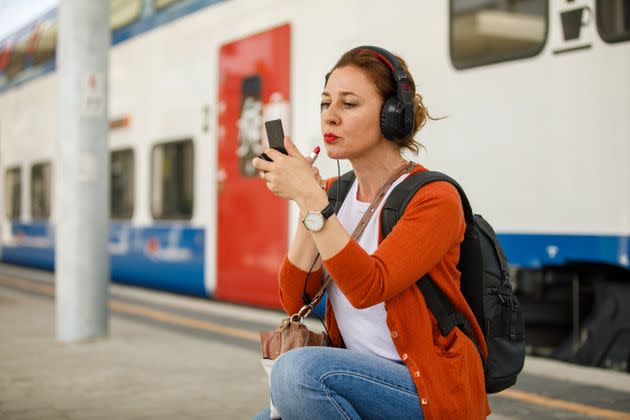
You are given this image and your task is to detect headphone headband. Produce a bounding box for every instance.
[351,46,415,141]
[354,47,409,86]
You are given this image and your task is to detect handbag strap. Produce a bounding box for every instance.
[299,161,416,315]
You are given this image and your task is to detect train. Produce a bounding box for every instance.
[1,0,629,370]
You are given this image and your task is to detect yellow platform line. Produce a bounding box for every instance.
[0,274,55,296]
[0,274,259,342]
[2,274,629,419]
[498,389,630,419]
[109,299,260,341]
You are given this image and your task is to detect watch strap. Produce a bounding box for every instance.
[321,202,335,220]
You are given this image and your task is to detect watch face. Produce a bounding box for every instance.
[303,211,325,232]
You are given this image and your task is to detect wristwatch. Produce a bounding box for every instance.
[302,202,335,232]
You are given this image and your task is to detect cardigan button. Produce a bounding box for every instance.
[421,397,429,405]
[414,371,421,378]
[391,330,399,338]
[402,353,408,361]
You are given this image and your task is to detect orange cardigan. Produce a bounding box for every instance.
[278,164,490,420]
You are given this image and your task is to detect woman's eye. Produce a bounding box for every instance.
[320,101,355,111]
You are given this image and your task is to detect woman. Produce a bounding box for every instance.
[252,46,490,419]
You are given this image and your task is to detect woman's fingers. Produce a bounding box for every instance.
[252,156,273,172]
[254,144,320,200]
[263,148,286,162]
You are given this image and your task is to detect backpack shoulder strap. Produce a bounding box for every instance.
[327,170,356,213]
[381,171,474,238]
[381,171,485,364]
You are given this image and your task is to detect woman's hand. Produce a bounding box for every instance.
[252,136,327,209]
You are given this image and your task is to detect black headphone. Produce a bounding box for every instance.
[351,46,415,142]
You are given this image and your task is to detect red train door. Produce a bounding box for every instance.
[216,24,290,308]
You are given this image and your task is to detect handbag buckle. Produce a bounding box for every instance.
[290,314,304,325]
[289,304,314,325]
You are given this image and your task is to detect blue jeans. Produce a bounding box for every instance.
[252,347,424,420]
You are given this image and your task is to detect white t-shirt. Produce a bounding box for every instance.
[325,173,409,361]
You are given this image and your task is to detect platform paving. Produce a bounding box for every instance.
[1,266,630,420]
[0,286,269,419]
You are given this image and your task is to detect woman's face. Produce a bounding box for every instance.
[320,65,385,160]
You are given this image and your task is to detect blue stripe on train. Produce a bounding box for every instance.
[109,223,205,296]
[1,222,206,297]
[0,222,55,270]
[497,233,629,269]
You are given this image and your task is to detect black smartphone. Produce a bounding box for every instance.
[261,119,287,161]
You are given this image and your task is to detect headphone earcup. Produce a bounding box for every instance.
[380,96,407,141]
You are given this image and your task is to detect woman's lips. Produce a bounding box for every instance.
[324,133,339,143]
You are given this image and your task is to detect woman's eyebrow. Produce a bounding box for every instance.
[321,91,360,98]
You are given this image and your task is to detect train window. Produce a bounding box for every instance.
[0,42,11,73]
[31,21,57,66]
[154,0,184,11]
[450,0,548,69]
[4,167,21,220]
[151,139,194,220]
[31,162,52,220]
[111,0,142,31]
[597,0,630,43]
[111,149,135,219]
[5,33,30,80]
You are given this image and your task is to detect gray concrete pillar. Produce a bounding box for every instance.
[56,0,110,342]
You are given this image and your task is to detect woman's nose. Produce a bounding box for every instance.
[323,106,340,126]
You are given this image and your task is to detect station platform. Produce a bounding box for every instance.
[1,264,629,419]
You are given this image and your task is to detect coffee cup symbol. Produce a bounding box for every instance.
[560,6,591,41]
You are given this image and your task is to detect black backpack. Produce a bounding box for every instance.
[328,170,525,393]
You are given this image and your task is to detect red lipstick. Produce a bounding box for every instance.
[309,146,321,163]
[324,133,339,143]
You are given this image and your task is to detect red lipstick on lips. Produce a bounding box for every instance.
[324,133,339,143]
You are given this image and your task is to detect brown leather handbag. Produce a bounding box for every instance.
[260,298,330,360]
